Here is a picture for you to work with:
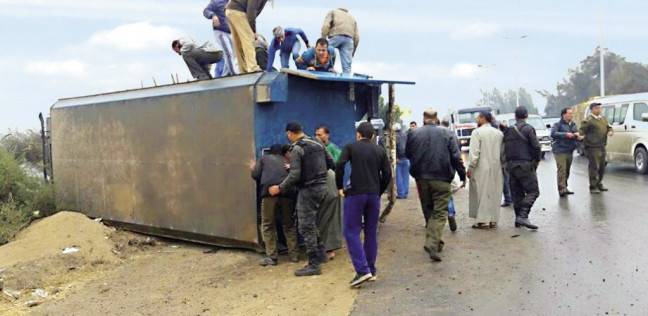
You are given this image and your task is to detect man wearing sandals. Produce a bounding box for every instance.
[406,109,466,262]
[467,112,504,229]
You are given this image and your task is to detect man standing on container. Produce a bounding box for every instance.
[172,38,223,80]
[269,122,335,276]
[267,26,310,71]
[394,123,410,199]
[336,122,391,287]
[225,0,268,73]
[551,107,582,196]
[203,0,238,77]
[503,106,541,229]
[406,109,466,262]
[580,102,613,194]
[250,144,299,266]
[321,8,359,74]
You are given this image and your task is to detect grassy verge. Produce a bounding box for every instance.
[0,146,55,244]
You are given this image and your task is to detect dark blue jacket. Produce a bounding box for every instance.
[203,0,230,33]
[267,28,309,71]
[396,130,407,159]
[297,47,336,71]
[551,119,579,154]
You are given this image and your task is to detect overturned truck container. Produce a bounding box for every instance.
[50,70,414,249]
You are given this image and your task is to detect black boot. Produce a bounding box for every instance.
[515,210,538,230]
[294,253,321,277]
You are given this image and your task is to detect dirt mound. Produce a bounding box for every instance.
[0,211,118,269]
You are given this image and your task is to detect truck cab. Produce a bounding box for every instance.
[450,107,497,151]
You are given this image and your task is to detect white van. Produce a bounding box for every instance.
[581,93,648,174]
[497,113,552,159]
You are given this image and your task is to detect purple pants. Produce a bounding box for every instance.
[343,193,380,275]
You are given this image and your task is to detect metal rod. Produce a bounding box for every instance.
[38,113,49,183]
[380,84,397,223]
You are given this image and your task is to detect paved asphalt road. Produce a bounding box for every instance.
[351,153,648,316]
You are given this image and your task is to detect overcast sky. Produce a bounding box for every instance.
[2,0,648,130]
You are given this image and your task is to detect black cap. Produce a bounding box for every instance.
[590,102,602,110]
[515,106,528,119]
[357,121,375,139]
[285,122,303,133]
[479,111,493,123]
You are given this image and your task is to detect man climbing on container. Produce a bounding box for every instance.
[336,122,391,288]
[267,26,310,71]
[225,0,268,73]
[269,122,335,276]
[172,38,223,80]
[296,38,336,72]
[203,0,238,77]
[250,144,299,266]
[321,8,359,74]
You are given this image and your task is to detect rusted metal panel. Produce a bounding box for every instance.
[52,77,259,248]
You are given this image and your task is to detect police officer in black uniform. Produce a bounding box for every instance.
[503,107,541,229]
[269,122,335,276]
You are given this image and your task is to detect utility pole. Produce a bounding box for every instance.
[599,46,605,97]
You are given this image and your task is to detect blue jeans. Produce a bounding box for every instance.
[448,197,456,217]
[396,159,410,198]
[503,169,512,204]
[344,194,380,275]
[280,41,301,69]
[328,35,354,73]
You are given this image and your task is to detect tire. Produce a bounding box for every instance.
[635,147,648,174]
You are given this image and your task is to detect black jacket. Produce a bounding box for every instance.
[396,130,407,159]
[405,124,466,183]
[503,120,541,162]
[551,119,579,154]
[251,154,289,198]
[279,136,335,192]
[335,139,391,196]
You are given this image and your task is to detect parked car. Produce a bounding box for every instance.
[497,113,552,159]
[577,93,648,174]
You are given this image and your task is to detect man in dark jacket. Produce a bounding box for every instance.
[336,122,391,288]
[395,123,410,199]
[269,122,335,276]
[406,109,466,262]
[203,0,237,77]
[251,144,298,266]
[225,0,267,73]
[551,107,582,197]
[503,106,541,229]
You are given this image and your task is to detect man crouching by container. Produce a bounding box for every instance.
[335,122,391,288]
[250,144,299,266]
[269,122,335,276]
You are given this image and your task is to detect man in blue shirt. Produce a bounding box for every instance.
[203,0,238,77]
[296,38,336,72]
[267,26,310,71]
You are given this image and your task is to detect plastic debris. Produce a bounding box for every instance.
[32,288,48,298]
[62,247,80,254]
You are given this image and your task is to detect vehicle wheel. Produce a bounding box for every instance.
[635,147,648,174]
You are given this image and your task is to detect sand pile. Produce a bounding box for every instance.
[0,211,121,294]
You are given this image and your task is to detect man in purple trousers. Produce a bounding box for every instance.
[335,122,391,288]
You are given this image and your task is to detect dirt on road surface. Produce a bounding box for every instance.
[0,212,357,316]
